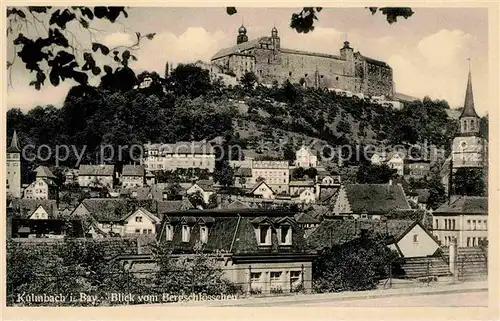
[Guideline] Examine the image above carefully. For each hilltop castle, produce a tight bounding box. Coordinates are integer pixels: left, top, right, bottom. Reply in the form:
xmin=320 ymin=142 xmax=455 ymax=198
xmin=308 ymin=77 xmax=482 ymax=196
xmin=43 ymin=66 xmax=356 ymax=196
xmin=210 ymin=25 xmax=395 ymax=97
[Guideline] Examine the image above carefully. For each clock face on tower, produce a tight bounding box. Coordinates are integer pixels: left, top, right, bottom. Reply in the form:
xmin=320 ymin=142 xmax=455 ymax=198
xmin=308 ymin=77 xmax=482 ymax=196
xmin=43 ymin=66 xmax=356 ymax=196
xmin=460 ymin=141 xmax=468 ymax=149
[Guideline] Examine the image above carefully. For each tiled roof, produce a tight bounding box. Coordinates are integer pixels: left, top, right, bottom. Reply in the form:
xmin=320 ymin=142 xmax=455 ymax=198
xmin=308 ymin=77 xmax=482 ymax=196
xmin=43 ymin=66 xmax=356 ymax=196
xmin=144 ymin=141 xmax=214 ymax=155
xmin=413 ymin=189 xmax=430 ymax=203
xmin=306 ymin=219 xmax=415 ymax=250
xmin=294 ymin=212 xmax=321 ymax=224
xmin=79 ymin=198 xmax=157 ymax=222
xmin=434 ymin=196 xmax=487 ymax=214
xmin=158 ymin=211 xmax=309 ymax=255
xmin=318 ymin=187 xmax=339 ymax=204
xmin=122 ymin=165 xmax=145 ymax=176
xmin=79 ymin=164 xmax=115 ymax=176
xmin=9 ymin=199 xmax=58 ymax=218
xmin=34 ymin=166 xmax=56 ymax=179
xmin=250 ymin=181 xmax=274 ymax=194
xmin=212 ymin=38 xmax=264 ymax=60
xmin=156 ymin=199 xmax=194 ymax=216
xmin=227 ymin=200 xmax=251 ymax=209
xmin=235 ymin=167 xmax=252 ymax=177
xmin=343 ymin=184 xmax=410 ymax=214
xmin=289 ymin=180 xmax=315 ymax=187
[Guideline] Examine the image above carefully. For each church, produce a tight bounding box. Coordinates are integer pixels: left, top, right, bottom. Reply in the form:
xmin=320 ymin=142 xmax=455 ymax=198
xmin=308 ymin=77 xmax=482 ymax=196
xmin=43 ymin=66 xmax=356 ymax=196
xmin=210 ymin=25 xmax=395 ymax=97
xmin=451 ymin=69 xmax=487 ymax=168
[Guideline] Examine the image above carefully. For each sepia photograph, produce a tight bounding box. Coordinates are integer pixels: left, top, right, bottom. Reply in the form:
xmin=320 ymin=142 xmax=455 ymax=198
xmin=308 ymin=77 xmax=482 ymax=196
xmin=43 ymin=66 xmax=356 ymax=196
xmin=3 ymin=4 xmax=494 ymax=313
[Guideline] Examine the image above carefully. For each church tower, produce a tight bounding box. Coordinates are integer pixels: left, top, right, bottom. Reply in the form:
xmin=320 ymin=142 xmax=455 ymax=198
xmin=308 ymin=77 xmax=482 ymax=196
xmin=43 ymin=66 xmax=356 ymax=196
xmin=451 ymin=67 xmax=487 ymax=168
xmin=271 ymin=26 xmax=280 ymax=50
xmin=7 ymin=130 xmax=21 ymax=198
xmin=236 ymin=25 xmax=248 ymax=44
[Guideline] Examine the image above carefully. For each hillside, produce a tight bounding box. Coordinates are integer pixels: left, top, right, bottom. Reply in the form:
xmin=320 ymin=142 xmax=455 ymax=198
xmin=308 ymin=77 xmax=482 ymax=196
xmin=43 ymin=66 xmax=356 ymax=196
xmin=7 ymin=64 xmax=483 ymax=182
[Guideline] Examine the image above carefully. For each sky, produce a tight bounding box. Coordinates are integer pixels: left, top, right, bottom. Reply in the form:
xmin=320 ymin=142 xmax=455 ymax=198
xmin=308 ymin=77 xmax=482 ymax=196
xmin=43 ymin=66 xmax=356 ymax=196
xmin=6 ymin=7 xmax=489 ymax=115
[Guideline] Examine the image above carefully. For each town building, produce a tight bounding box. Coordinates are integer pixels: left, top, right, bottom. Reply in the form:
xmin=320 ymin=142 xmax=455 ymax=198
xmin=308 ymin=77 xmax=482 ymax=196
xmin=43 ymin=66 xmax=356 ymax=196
xmin=121 ymin=165 xmax=145 ymax=189
xmin=211 ymin=25 xmax=394 ymax=97
xmin=332 ymin=183 xmax=411 ymax=219
xmin=6 ymin=130 xmax=21 ymax=198
xmin=78 ymin=164 xmax=115 ymax=188
xmin=307 ymin=218 xmax=440 ymax=259
xmin=432 ymin=196 xmax=488 ymax=247
xmin=186 ymin=180 xmax=215 ymax=203
xmin=143 ymin=141 xmax=216 ymax=173
xmin=64 ymin=169 xmax=79 ymax=185
xmin=404 ymin=160 xmax=431 ymax=180
xmin=250 ymin=181 xmax=275 ymax=200
xmin=295 ymin=146 xmax=318 ymax=168
xmin=119 ymin=208 xmax=316 ymax=294
xmin=250 ymin=160 xmax=290 ymax=194
xmin=451 ymin=69 xmax=487 ymax=168
xmin=23 ymin=177 xmax=57 ymax=200
xmin=289 ymin=180 xmax=316 ymax=204
xmin=370 ymin=151 xmax=405 ymax=176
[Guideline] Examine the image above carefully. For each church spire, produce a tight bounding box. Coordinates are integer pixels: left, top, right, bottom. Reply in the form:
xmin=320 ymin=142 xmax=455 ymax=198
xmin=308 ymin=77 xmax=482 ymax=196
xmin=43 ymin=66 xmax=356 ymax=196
xmin=7 ymin=130 xmax=20 ymax=153
xmin=460 ymin=61 xmax=479 ymax=119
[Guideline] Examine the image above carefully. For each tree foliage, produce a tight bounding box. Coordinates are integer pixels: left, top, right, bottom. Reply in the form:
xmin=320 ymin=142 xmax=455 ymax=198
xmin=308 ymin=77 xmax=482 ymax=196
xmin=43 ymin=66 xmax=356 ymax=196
xmin=7 ymin=6 xmax=155 ymax=89
xmin=356 ymin=163 xmax=398 ymax=184
xmin=313 ymin=234 xmax=400 ymax=293
xmin=452 ymin=168 xmax=486 ymax=196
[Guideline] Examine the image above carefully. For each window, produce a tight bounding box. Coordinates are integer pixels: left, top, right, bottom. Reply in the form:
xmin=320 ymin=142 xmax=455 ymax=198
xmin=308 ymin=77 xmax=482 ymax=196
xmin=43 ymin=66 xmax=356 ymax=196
xmin=250 ymin=272 xmax=261 ymax=282
xmin=467 ymin=219 xmax=471 ymax=230
xmin=467 ymin=237 xmax=471 ymax=247
xmin=452 ymin=219 xmax=456 ymax=230
xmin=270 ymin=272 xmax=282 ymax=282
xmin=290 ymin=271 xmax=301 ymax=285
xmin=200 ymin=226 xmax=208 ymax=244
xmin=135 ymin=216 xmax=143 ymax=223
xmin=435 ymin=219 xmax=439 ymax=229
xmin=472 ymin=237 xmax=476 ymax=246
xmin=147 ymin=229 xmax=152 ymax=234
xmin=445 ymin=219 xmax=448 ymax=230
xmin=413 ymin=234 xmax=418 ymax=243
xmin=259 ymin=226 xmax=271 ymax=245
xmin=280 ymin=226 xmax=292 ymax=245
xmin=472 ymin=220 xmax=476 ymax=230
xmin=135 ymin=229 xmax=141 ymax=234
xmin=143 ymin=229 xmax=148 ymax=234
xmin=182 ymin=225 xmax=190 ymax=242
xmin=165 ymin=225 xmax=173 ymax=241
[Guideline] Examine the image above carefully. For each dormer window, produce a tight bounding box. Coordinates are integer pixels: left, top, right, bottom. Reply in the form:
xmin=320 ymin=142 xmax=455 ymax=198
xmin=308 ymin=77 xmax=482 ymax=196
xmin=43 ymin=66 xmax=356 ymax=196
xmin=165 ymin=224 xmax=173 ymax=241
xmin=279 ymin=225 xmax=292 ymax=245
xmin=182 ymin=225 xmax=190 ymax=243
xmin=259 ymin=225 xmax=271 ymax=245
xmin=200 ymin=225 xmax=208 ymax=244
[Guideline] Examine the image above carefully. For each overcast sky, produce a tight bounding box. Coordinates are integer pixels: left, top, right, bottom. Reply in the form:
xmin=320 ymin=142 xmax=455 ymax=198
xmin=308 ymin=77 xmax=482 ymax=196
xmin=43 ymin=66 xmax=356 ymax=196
xmin=6 ymin=7 xmax=489 ymax=115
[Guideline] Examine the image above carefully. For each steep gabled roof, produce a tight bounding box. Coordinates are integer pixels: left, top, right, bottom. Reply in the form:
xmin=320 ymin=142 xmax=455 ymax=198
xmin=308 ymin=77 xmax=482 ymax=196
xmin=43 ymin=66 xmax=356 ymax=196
xmin=157 ymin=199 xmax=194 ymax=215
xmin=434 ymin=196 xmax=487 ymax=215
xmin=79 ymin=198 xmax=157 ymax=222
xmin=306 ymin=218 xmax=415 ymax=250
xmin=227 ymin=199 xmax=251 ymax=209
xmin=7 ymin=130 xmax=21 ymax=153
xmin=250 ymin=181 xmax=274 ymax=194
xmin=294 ymin=212 xmax=321 ymax=225
xmin=9 ymin=199 xmax=58 ymax=218
xmin=460 ymin=70 xmax=479 ymax=119
xmin=79 ymin=164 xmax=115 ymax=176
xmin=343 ymin=184 xmax=410 ymax=214
xmin=34 ymin=166 xmax=56 ymax=179
xmin=122 ymin=165 xmax=145 ymax=177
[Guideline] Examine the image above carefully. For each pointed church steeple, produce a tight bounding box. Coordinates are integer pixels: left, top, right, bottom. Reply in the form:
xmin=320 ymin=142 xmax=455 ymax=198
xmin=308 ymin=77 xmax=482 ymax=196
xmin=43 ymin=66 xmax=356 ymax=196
xmin=460 ymin=66 xmax=479 ymax=119
xmin=7 ymin=130 xmax=20 ymax=153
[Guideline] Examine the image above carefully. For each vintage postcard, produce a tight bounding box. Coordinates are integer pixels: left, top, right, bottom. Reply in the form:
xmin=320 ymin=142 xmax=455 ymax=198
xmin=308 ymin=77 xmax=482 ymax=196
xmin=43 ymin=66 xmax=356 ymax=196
xmin=2 ymin=1 xmax=498 ymax=320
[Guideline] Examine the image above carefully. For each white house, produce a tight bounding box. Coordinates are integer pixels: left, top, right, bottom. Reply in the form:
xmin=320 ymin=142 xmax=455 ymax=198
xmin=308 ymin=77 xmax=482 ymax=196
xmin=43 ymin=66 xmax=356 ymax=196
xmin=186 ymin=180 xmax=215 ymax=203
xmin=295 ymin=189 xmax=316 ymax=204
xmin=121 ymin=207 xmax=161 ymax=235
xmin=250 ymin=181 xmax=275 ymax=199
xmin=389 ymin=221 xmax=441 ymax=258
xmin=295 ymin=146 xmax=318 ymax=168
xmin=23 ymin=178 xmax=57 ymax=200
xmin=121 ymin=165 xmax=145 ymax=189
xmin=78 ymin=164 xmax=115 ymax=188
xmin=386 ymin=152 xmax=405 ymax=176
xmin=27 ymin=204 xmax=51 ymax=220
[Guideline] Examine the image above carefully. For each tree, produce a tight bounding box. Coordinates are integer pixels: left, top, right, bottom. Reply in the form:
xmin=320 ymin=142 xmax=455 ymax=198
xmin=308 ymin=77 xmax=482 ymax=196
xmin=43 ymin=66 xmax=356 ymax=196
xmin=240 ymin=71 xmax=258 ymax=91
xmin=356 ymin=163 xmax=398 ymax=184
xmin=207 ymin=194 xmax=218 ymax=209
xmin=283 ymin=139 xmax=296 ymax=165
xmin=7 ymin=7 xmax=155 ymax=89
xmin=304 ymin=167 xmax=318 ymax=180
xmin=452 ymin=168 xmax=486 ymax=196
xmin=167 ymin=63 xmax=212 ymax=98
xmin=292 ymin=167 xmax=306 ymax=180
xmin=213 ymin=160 xmax=235 ymax=187
xmin=313 ymin=234 xmax=400 ymax=293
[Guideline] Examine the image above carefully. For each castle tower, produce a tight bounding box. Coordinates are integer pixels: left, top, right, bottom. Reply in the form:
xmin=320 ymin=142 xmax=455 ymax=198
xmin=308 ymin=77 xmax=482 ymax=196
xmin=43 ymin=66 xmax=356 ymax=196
xmin=271 ymin=26 xmax=280 ymax=50
xmin=451 ymin=66 xmax=487 ymax=168
xmin=7 ymin=130 xmax=21 ymax=198
xmin=237 ymin=25 xmax=248 ymax=44
xmin=340 ymin=41 xmax=355 ymax=77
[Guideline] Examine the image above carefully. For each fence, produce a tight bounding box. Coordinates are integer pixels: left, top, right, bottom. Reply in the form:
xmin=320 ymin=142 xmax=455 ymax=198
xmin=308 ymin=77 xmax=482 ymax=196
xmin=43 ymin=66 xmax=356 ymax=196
xmin=6 ymin=264 xmax=312 ymax=307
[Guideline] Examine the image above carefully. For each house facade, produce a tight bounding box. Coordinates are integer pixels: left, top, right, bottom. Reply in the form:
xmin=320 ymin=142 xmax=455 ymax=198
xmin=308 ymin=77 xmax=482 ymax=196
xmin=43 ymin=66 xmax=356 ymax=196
xmin=432 ymin=196 xmax=488 ymax=247
xmin=404 ymin=160 xmax=431 ymax=179
xmin=122 ymin=165 xmax=145 ymax=189
xmin=143 ymin=141 xmax=216 ymax=172
xmin=23 ymin=178 xmax=57 ymax=200
xmin=250 ymin=161 xmax=290 ymax=194
xmin=295 ymin=146 xmax=318 ymax=168
xmin=186 ymin=181 xmax=215 ymax=203
xmin=250 ymin=181 xmax=275 ymax=199
xmin=78 ymin=165 xmax=115 ymax=188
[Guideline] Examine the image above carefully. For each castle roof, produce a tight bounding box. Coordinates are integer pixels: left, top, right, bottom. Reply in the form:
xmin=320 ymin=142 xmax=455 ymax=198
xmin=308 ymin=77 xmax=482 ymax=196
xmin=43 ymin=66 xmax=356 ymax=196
xmin=460 ymin=70 xmax=479 ymax=119
xmin=212 ymin=37 xmax=265 ymax=60
xmin=7 ymin=130 xmax=20 ymax=153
